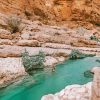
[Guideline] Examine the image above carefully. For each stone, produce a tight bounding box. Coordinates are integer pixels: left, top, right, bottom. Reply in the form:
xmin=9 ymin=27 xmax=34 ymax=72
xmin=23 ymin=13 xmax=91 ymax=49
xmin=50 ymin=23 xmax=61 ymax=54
xmin=16 ymin=40 xmax=40 ymax=47
xmin=0 ymin=58 xmax=26 ymax=87
xmin=0 ymin=29 xmax=13 ymax=39
xmin=91 ymin=67 xmax=100 ymax=100
xmin=56 ymin=57 xmax=65 ymax=62
xmin=21 ymin=33 xmax=30 ymax=39
xmin=44 ymin=56 xmax=58 ymax=67
xmin=0 ymin=39 xmax=13 ymax=45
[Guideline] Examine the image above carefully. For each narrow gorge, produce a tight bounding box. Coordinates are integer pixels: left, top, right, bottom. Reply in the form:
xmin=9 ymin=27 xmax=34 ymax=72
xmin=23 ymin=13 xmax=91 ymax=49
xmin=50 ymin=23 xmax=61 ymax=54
xmin=0 ymin=0 xmax=100 ymax=100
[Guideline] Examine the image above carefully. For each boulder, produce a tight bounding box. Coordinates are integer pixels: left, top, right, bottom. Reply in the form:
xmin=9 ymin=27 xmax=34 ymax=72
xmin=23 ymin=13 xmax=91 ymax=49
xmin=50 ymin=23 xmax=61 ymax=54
xmin=0 ymin=58 xmax=26 ymax=87
xmin=44 ymin=56 xmax=58 ymax=67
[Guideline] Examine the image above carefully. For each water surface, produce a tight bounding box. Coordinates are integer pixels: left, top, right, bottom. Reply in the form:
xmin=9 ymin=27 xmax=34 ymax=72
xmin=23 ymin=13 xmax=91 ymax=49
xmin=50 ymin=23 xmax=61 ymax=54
xmin=0 ymin=57 xmax=100 ymax=100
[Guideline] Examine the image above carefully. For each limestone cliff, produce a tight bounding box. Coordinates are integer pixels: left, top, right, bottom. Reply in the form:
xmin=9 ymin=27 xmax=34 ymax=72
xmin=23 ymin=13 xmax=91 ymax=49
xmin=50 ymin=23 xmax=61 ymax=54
xmin=0 ymin=0 xmax=99 ymax=24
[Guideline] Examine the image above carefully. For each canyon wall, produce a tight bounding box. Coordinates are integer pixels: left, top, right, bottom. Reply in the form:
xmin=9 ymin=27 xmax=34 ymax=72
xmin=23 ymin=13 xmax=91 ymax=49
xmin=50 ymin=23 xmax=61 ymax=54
xmin=0 ymin=0 xmax=100 ymax=24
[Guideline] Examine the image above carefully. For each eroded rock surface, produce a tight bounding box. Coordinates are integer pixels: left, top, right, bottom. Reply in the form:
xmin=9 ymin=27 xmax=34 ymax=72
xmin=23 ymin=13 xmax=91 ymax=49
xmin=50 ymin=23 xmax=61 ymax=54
xmin=0 ymin=0 xmax=99 ymax=24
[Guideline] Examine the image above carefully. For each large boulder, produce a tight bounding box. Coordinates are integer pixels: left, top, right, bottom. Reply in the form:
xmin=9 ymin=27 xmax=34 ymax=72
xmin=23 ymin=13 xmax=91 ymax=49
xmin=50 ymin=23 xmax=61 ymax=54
xmin=0 ymin=58 xmax=26 ymax=87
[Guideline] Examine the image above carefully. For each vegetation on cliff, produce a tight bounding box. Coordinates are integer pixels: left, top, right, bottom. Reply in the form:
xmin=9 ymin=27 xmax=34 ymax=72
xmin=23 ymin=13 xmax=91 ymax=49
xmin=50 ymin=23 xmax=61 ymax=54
xmin=90 ymin=35 xmax=100 ymax=42
xmin=21 ymin=50 xmax=45 ymax=74
xmin=69 ymin=49 xmax=96 ymax=60
xmin=5 ymin=16 xmax=24 ymax=34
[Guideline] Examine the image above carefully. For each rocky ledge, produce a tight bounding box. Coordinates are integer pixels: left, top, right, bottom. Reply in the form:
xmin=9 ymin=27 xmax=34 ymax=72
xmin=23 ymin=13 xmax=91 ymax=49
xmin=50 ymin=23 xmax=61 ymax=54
xmin=41 ymin=82 xmax=92 ymax=100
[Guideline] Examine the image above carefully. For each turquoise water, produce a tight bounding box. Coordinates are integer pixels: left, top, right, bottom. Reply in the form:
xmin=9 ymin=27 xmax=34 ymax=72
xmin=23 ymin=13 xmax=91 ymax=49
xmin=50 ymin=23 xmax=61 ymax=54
xmin=0 ymin=57 xmax=100 ymax=100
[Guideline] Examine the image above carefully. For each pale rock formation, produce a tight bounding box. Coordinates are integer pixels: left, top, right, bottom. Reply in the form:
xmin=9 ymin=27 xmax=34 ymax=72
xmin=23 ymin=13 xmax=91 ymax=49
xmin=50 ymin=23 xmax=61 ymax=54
xmin=21 ymin=33 xmax=30 ymax=40
xmin=0 ymin=44 xmax=100 ymax=58
xmin=16 ymin=40 xmax=40 ymax=47
xmin=56 ymin=56 xmax=65 ymax=62
xmin=0 ymin=29 xmax=12 ymax=39
xmin=0 ymin=39 xmax=13 ymax=45
xmin=0 ymin=58 xmax=26 ymax=87
xmin=91 ymin=67 xmax=100 ymax=100
xmin=44 ymin=56 xmax=58 ymax=67
xmin=41 ymin=82 xmax=92 ymax=100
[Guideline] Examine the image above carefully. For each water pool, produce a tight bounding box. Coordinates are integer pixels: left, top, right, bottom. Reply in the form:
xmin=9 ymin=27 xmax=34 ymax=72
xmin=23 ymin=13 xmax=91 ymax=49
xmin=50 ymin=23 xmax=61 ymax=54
xmin=0 ymin=57 xmax=100 ymax=100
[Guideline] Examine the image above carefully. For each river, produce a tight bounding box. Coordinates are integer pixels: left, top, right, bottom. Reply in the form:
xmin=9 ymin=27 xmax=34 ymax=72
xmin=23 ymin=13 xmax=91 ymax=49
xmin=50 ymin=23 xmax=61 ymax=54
xmin=0 ymin=57 xmax=100 ymax=100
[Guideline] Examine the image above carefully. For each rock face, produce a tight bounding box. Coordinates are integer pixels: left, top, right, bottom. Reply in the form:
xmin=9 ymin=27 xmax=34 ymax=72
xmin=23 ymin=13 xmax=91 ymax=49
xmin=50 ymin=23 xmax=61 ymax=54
xmin=71 ymin=0 xmax=100 ymax=24
xmin=0 ymin=0 xmax=99 ymax=24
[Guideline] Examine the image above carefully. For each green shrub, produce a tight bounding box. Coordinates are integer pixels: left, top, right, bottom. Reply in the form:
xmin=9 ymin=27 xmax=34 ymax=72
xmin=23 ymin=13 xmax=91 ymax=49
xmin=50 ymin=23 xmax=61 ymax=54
xmin=6 ymin=16 xmax=24 ymax=33
xmin=69 ymin=49 xmax=95 ymax=60
xmin=90 ymin=35 xmax=100 ymax=42
xmin=21 ymin=50 xmax=45 ymax=73
xmin=69 ymin=49 xmax=82 ymax=60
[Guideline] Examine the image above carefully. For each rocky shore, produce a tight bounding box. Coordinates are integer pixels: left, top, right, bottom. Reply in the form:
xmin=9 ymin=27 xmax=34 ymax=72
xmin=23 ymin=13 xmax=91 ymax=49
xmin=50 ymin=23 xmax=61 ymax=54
xmin=41 ymin=82 xmax=92 ymax=100
xmin=42 ymin=67 xmax=100 ymax=100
